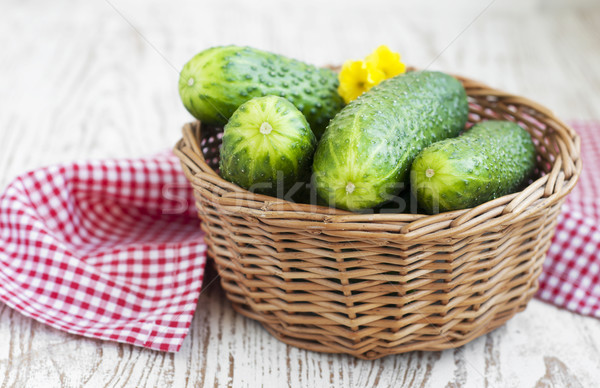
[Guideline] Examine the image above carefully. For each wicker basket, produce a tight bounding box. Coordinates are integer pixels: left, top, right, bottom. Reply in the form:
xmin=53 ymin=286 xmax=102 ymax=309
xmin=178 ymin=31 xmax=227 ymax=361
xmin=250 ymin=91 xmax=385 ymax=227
xmin=174 ymin=73 xmax=581 ymax=360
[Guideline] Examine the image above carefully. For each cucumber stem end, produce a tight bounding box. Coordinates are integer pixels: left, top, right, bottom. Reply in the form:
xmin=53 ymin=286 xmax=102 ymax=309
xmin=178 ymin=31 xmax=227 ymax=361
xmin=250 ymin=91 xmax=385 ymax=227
xmin=346 ymin=182 xmax=356 ymax=194
xmin=260 ymin=122 xmax=273 ymax=135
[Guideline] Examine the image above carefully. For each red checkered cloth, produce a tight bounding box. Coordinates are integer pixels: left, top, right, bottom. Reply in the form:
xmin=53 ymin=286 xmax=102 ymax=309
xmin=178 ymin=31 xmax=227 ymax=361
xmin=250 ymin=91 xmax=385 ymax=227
xmin=0 ymin=152 xmax=206 ymax=352
xmin=0 ymin=122 xmax=597 ymax=352
xmin=537 ymin=121 xmax=600 ymax=317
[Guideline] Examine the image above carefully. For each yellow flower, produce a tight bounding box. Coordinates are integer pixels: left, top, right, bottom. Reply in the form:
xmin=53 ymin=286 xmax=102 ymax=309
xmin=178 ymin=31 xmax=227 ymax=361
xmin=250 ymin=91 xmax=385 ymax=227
xmin=337 ymin=60 xmax=385 ymax=104
xmin=337 ymin=46 xmax=406 ymax=103
xmin=366 ymin=45 xmax=406 ymax=79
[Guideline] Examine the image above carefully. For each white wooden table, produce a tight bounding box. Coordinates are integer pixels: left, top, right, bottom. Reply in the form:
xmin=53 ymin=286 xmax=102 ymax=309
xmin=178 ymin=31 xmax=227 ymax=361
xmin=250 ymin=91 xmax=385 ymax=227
xmin=1 ymin=0 xmax=600 ymax=386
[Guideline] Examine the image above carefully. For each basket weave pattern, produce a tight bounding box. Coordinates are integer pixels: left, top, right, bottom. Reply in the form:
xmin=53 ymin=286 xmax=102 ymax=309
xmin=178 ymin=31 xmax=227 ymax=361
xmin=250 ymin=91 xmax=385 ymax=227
xmin=174 ymin=74 xmax=581 ymax=359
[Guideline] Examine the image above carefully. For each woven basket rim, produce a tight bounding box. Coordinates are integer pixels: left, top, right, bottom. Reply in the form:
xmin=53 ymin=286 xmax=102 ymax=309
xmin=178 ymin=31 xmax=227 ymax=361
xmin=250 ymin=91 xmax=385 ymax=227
xmin=173 ymin=71 xmax=582 ymax=238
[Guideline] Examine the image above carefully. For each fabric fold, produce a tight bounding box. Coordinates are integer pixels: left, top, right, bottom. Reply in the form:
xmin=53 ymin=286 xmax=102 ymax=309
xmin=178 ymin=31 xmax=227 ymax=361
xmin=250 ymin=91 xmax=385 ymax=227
xmin=0 ymin=153 xmax=206 ymax=352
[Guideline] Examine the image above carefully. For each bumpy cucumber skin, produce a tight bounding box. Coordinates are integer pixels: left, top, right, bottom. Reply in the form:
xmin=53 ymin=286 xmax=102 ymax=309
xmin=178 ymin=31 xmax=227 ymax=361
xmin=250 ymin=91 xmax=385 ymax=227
xmin=411 ymin=120 xmax=536 ymax=214
xmin=219 ymin=96 xmax=316 ymax=197
xmin=179 ymin=46 xmax=344 ymax=138
xmin=312 ymin=71 xmax=468 ymax=211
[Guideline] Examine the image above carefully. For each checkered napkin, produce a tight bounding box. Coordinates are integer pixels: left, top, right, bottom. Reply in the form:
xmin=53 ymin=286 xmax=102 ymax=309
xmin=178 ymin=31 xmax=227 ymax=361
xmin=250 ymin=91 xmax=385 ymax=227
xmin=0 ymin=152 xmax=206 ymax=352
xmin=0 ymin=122 xmax=597 ymax=352
xmin=537 ymin=121 xmax=600 ymax=318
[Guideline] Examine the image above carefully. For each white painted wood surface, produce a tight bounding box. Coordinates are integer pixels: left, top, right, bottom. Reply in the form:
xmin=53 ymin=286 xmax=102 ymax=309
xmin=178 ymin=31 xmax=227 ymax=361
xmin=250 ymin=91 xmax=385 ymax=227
xmin=1 ymin=0 xmax=599 ymax=386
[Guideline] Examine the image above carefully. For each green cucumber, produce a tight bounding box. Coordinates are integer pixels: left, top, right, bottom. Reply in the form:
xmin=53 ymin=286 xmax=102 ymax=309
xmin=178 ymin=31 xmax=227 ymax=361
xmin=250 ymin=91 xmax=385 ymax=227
xmin=410 ymin=120 xmax=536 ymax=213
xmin=179 ymin=45 xmax=344 ymax=138
xmin=219 ymin=95 xmax=316 ymax=197
xmin=312 ymin=71 xmax=468 ymax=211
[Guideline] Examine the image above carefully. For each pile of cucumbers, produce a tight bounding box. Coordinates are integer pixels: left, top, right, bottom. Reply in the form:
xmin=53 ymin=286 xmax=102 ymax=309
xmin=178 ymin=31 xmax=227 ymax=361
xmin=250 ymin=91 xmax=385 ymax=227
xmin=179 ymin=46 xmax=537 ymax=214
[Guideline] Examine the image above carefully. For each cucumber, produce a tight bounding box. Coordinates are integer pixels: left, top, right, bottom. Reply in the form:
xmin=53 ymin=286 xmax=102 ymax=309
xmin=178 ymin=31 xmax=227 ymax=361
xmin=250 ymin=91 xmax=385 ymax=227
xmin=312 ymin=71 xmax=468 ymax=211
xmin=219 ymin=95 xmax=317 ymax=197
xmin=410 ymin=120 xmax=536 ymax=213
xmin=179 ymin=46 xmax=344 ymax=138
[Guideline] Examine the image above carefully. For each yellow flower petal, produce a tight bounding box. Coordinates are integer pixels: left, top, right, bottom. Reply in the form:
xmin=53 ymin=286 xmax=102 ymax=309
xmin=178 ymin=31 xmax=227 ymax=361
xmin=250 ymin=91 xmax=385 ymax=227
xmin=337 ymin=60 xmax=385 ymax=104
xmin=366 ymin=45 xmax=406 ymax=79
xmin=365 ymin=61 xmax=386 ymax=85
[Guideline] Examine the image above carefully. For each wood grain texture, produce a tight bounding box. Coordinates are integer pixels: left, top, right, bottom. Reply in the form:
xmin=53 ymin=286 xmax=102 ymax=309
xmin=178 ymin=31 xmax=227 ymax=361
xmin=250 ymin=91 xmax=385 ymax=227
xmin=1 ymin=0 xmax=600 ymax=386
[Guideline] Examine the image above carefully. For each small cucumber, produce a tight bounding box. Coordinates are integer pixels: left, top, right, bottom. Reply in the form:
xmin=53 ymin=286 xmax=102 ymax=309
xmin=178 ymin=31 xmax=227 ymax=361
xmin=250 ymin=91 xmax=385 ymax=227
xmin=179 ymin=46 xmax=344 ymax=138
xmin=410 ymin=120 xmax=536 ymax=213
xmin=219 ymin=96 xmax=316 ymax=197
xmin=312 ymin=71 xmax=468 ymax=211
